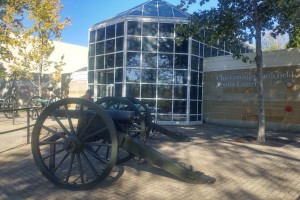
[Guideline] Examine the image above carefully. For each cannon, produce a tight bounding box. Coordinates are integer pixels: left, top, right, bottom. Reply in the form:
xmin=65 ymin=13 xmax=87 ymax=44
xmin=0 ymin=95 xmax=18 ymax=118
xmin=27 ymin=95 xmax=61 ymax=118
xmin=31 ymin=98 xmax=215 ymax=190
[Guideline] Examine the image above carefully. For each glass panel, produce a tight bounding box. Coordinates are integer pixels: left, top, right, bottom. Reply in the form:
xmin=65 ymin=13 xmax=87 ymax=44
xmin=126 ymin=84 xmax=140 ymax=98
xmin=126 ymin=52 xmax=140 ymax=67
xmin=96 ymin=56 xmax=104 ymax=69
xmin=89 ymin=30 xmax=96 ymax=43
xmin=158 ymin=54 xmax=173 ymax=68
xmin=106 ymin=39 xmax=115 ymax=53
xmin=157 ymin=115 xmax=172 ymax=121
xmin=143 ymin=22 xmax=158 ymax=36
xmin=158 ymin=69 xmax=173 ymax=84
xmin=158 ymin=6 xmax=173 ymax=17
xmin=141 ymin=69 xmax=156 ymax=83
xmin=116 ymin=37 xmax=123 ymax=52
xmin=116 ymin=22 xmax=124 ymax=37
xmin=97 ymin=85 xmax=106 ymax=98
xmin=173 ymin=9 xmax=187 ymax=18
xmin=198 ymin=101 xmax=202 ymax=114
xmin=157 ymin=85 xmax=172 ymax=99
xmin=107 ymin=73 xmax=114 ymax=84
xmin=173 ymin=115 xmax=186 ymax=121
xmin=192 ymin=41 xmax=199 ymax=55
xmin=142 ymin=37 xmax=157 ymax=52
xmin=96 ymin=42 xmax=104 ymax=55
xmin=190 ymin=101 xmax=197 ymax=114
xmin=198 ymin=115 xmax=202 ymax=121
xmin=190 ymin=86 xmax=197 ymax=100
xmin=159 ymin=23 xmax=174 ymax=37
xmin=159 ymin=38 xmax=173 ymax=52
xmin=88 ymin=57 xmax=95 ymax=70
xmin=204 ymin=45 xmax=211 ymax=57
xmin=190 ymin=115 xmax=197 ymax=121
xmin=127 ymin=21 xmax=141 ymax=35
xmin=198 ymin=87 xmax=202 ymax=100
xmin=142 ymin=53 xmax=157 ymax=68
xmin=175 ymin=54 xmax=188 ymax=69
xmin=130 ymin=8 xmax=142 ymax=15
xmin=97 ymin=72 xmax=105 ymax=84
xmin=127 ymin=36 xmax=141 ymax=51
xmin=116 ymin=52 xmax=123 ymax=67
xmin=106 ymin=24 xmax=115 ymax=39
xmin=198 ymin=72 xmax=203 ymax=85
xmin=89 ymin=44 xmax=95 ymax=56
xmin=126 ymin=68 xmax=140 ymax=82
xmin=97 ymin=28 xmax=105 ymax=41
xmin=144 ymin=4 xmax=158 ymax=16
xmin=175 ymin=39 xmax=188 ymax=53
xmin=115 ymin=84 xmax=122 ymax=97
xmin=105 ymin=54 xmax=114 ymax=69
xmin=115 ymin=68 xmax=123 ymax=82
xmin=199 ymin=58 xmax=203 ymax=71
xmin=141 ymin=84 xmax=156 ymax=98
xmin=157 ymin=100 xmax=172 ymax=113
xmin=200 ymin=43 xmax=204 ymax=57
xmin=174 ymin=70 xmax=187 ymax=84
xmin=212 ymin=47 xmax=218 ymax=56
xmin=88 ymin=71 xmax=94 ymax=83
xmin=191 ymin=56 xmax=198 ymax=71
xmin=174 ymin=85 xmax=187 ymax=99
xmin=191 ymin=71 xmax=198 ymax=85
xmin=173 ymin=100 xmax=187 ymax=114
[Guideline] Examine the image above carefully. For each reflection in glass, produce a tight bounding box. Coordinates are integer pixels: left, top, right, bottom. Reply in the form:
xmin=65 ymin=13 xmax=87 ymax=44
xmin=116 ymin=37 xmax=123 ymax=52
xmin=97 ymin=85 xmax=106 ymax=98
xmin=159 ymin=6 xmax=173 ymax=17
xmin=190 ymin=86 xmax=197 ymax=100
xmin=143 ymin=22 xmax=158 ymax=36
xmin=106 ymin=39 xmax=115 ymax=53
xmin=173 ymin=100 xmax=186 ymax=114
xmin=89 ymin=30 xmax=96 ymax=43
xmin=116 ymin=22 xmax=124 ymax=37
xmin=89 ymin=57 xmax=95 ymax=70
xmin=88 ymin=71 xmax=94 ymax=83
xmin=127 ymin=21 xmax=141 ymax=35
xmin=159 ymin=23 xmax=174 ymax=37
xmin=192 ymin=41 xmax=199 ymax=55
xmin=198 ymin=72 xmax=203 ymax=85
xmin=191 ymin=56 xmax=198 ymax=71
xmin=157 ymin=85 xmax=172 ymax=99
xmin=127 ymin=36 xmax=141 ymax=51
xmin=106 ymin=24 xmax=115 ymax=39
xmin=141 ymin=84 xmax=156 ymax=98
xmin=174 ymin=70 xmax=187 ymax=84
xmin=142 ymin=53 xmax=157 ymax=68
xmin=96 ymin=42 xmax=104 ymax=55
xmin=89 ymin=44 xmax=95 ymax=56
xmin=175 ymin=39 xmax=188 ymax=53
xmin=157 ymin=115 xmax=172 ymax=121
xmin=126 ymin=84 xmax=140 ymax=98
xmin=115 ymin=68 xmax=123 ymax=82
xmin=141 ymin=69 xmax=156 ymax=83
xmin=97 ymin=72 xmax=105 ymax=84
xmin=173 ymin=9 xmax=187 ymax=18
xmin=105 ymin=54 xmax=114 ymax=68
xmin=97 ymin=28 xmax=105 ymax=41
xmin=126 ymin=68 xmax=140 ymax=82
xmin=159 ymin=38 xmax=174 ymax=52
xmin=173 ymin=115 xmax=186 ymax=121
xmin=144 ymin=4 xmax=158 ymax=16
xmin=116 ymin=53 xmax=123 ymax=67
xmin=174 ymin=85 xmax=187 ymax=99
xmin=191 ymin=71 xmax=198 ymax=85
xmin=96 ymin=56 xmax=104 ymax=69
xmin=158 ymin=54 xmax=173 ymax=68
xmin=157 ymin=100 xmax=172 ymax=113
xmin=142 ymin=37 xmax=157 ymax=52
xmin=158 ymin=69 xmax=172 ymax=84
xmin=107 ymin=73 xmax=114 ymax=84
xmin=127 ymin=52 xmax=140 ymax=67
xmin=115 ymin=84 xmax=122 ymax=97
xmin=175 ymin=54 xmax=188 ymax=69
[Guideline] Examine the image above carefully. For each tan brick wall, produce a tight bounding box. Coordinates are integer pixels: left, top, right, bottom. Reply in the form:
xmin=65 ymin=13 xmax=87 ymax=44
xmin=203 ymin=65 xmax=300 ymax=131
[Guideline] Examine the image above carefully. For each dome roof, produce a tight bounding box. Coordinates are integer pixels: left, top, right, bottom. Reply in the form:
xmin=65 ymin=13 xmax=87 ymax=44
xmin=116 ymin=0 xmax=189 ymax=18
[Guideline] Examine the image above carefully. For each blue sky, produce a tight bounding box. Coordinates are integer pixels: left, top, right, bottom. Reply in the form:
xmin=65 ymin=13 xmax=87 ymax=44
xmin=59 ymin=0 xmax=218 ymax=47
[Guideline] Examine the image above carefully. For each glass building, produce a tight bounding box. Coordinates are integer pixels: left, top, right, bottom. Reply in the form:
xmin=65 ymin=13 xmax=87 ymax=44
xmin=88 ymin=0 xmax=245 ymax=125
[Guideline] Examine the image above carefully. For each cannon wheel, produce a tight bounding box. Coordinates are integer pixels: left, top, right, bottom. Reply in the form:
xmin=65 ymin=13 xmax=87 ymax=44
xmin=3 ymin=95 xmax=18 ymax=118
xmin=47 ymin=96 xmax=61 ymax=106
xmin=31 ymin=98 xmax=118 ymax=190
xmin=27 ymin=96 xmax=43 ymax=118
xmin=95 ymin=97 xmax=145 ymax=164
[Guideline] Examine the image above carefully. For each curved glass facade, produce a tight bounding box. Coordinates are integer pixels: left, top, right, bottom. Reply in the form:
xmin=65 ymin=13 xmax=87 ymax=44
xmin=88 ymin=0 xmax=237 ymax=125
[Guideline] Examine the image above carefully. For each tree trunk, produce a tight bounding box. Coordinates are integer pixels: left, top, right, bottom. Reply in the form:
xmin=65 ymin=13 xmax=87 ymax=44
xmin=254 ymin=0 xmax=266 ymax=143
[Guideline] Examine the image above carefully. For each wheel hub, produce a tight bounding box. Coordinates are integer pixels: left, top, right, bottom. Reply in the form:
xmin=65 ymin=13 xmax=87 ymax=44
xmin=64 ymin=135 xmax=82 ymax=153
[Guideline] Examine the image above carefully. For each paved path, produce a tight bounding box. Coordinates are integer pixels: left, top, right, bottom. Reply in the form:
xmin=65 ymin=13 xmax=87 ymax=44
xmin=0 ymin=114 xmax=300 ymax=200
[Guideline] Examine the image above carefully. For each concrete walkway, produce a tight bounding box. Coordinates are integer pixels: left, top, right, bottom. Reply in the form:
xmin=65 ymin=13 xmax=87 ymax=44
xmin=0 ymin=114 xmax=300 ymax=200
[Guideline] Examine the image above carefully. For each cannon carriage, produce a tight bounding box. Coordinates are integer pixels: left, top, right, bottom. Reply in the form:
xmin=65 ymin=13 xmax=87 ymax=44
xmin=31 ymin=98 xmax=215 ymax=190
xmin=26 ymin=95 xmax=61 ymax=118
xmin=0 ymin=95 xmax=19 ymax=118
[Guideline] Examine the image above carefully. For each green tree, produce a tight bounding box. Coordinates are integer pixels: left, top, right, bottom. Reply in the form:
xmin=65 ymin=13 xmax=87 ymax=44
xmin=287 ymin=25 xmax=300 ymax=48
xmin=178 ymin=0 xmax=300 ymax=142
